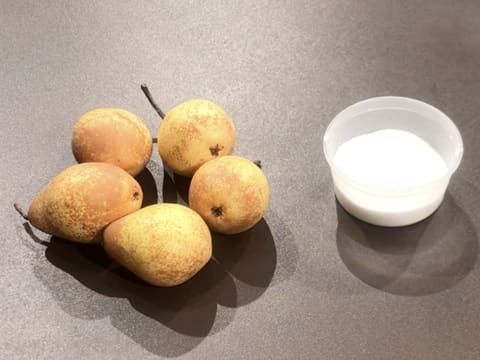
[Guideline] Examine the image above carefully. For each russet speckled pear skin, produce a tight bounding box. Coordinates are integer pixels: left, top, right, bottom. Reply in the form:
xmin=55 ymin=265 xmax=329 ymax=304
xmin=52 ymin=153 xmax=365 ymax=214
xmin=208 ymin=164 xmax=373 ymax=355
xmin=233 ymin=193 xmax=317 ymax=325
xmin=188 ymin=156 xmax=269 ymax=235
xmin=103 ymin=203 xmax=212 ymax=287
xmin=157 ymin=99 xmax=236 ymax=177
xmin=28 ymin=162 xmax=143 ymax=243
xmin=72 ymin=108 xmax=152 ymax=176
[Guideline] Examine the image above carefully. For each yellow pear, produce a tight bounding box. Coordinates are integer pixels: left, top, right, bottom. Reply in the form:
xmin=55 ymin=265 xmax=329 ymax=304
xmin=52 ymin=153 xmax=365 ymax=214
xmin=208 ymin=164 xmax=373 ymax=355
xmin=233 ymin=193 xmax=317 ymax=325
xmin=22 ymin=163 xmax=143 ymax=243
xmin=189 ymin=156 xmax=269 ymax=234
xmin=103 ymin=204 xmax=212 ymax=287
xmin=72 ymin=108 xmax=152 ymax=176
xmin=157 ymin=99 xmax=236 ymax=177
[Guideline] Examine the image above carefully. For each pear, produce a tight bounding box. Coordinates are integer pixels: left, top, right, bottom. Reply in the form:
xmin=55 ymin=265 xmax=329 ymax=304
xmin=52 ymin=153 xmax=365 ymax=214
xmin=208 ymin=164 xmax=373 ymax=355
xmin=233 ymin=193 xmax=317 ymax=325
xmin=141 ymin=84 xmax=236 ymax=177
xmin=141 ymin=85 xmax=235 ymax=176
xmin=157 ymin=99 xmax=236 ymax=177
xmin=103 ymin=203 xmax=212 ymax=287
xmin=18 ymin=163 xmax=143 ymax=243
xmin=72 ymin=108 xmax=152 ymax=176
xmin=189 ymin=156 xmax=269 ymax=234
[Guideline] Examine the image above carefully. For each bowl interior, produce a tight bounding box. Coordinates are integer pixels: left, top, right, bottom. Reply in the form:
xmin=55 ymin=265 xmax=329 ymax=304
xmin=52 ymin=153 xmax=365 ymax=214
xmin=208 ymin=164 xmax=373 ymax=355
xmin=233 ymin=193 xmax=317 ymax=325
xmin=324 ymin=97 xmax=463 ymax=174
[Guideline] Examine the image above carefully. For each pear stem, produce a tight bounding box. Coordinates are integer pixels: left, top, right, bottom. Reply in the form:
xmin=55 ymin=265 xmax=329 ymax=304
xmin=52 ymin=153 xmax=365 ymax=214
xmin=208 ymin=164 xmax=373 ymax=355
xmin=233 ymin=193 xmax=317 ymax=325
xmin=14 ymin=203 xmax=29 ymax=221
xmin=253 ymin=160 xmax=262 ymax=168
xmin=141 ymin=84 xmax=165 ymax=119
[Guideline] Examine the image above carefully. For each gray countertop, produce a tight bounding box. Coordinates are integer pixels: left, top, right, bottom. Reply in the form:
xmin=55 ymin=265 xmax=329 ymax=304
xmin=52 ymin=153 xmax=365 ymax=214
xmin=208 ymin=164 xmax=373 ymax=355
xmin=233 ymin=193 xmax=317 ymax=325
xmin=1 ymin=1 xmax=480 ymax=359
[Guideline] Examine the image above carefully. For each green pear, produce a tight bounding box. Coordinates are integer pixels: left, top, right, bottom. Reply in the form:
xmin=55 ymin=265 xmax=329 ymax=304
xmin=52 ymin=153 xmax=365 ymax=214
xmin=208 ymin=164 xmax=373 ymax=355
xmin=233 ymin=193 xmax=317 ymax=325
xmin=20 ymin=162 xmax=143 ymax=243
xmin=103 ymin=203 xmax=212 ymax=287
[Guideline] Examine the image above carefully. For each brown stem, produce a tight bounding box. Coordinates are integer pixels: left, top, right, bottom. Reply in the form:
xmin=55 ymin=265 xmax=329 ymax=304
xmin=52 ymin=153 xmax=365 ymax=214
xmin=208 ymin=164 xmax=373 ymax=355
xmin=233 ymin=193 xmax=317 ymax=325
xmin=141 ymin=84 xmax=166 ymax=119
xmin=253 ymin=160 xmax=262 ymax=168
xmin=14 ymin=203 xmax=29 ymax=220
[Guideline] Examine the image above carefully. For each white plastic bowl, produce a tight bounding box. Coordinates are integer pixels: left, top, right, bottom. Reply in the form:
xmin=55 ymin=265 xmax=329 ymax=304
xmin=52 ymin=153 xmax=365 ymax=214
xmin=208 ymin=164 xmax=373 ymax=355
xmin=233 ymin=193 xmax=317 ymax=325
xmin=323 ymin=96 xmax=463 ymax=227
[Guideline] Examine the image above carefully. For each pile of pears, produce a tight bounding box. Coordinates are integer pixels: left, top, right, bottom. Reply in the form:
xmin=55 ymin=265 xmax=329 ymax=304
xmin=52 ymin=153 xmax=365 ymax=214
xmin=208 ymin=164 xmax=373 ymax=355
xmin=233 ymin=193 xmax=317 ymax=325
xmin=16 ymin=85 xmax=269 ymax=287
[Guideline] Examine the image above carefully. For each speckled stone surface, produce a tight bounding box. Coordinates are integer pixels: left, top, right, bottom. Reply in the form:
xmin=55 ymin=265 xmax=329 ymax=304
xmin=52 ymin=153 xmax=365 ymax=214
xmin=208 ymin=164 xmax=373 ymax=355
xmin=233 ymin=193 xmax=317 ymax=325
xmin=1 ymin=1 xmax=480 ymax=359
